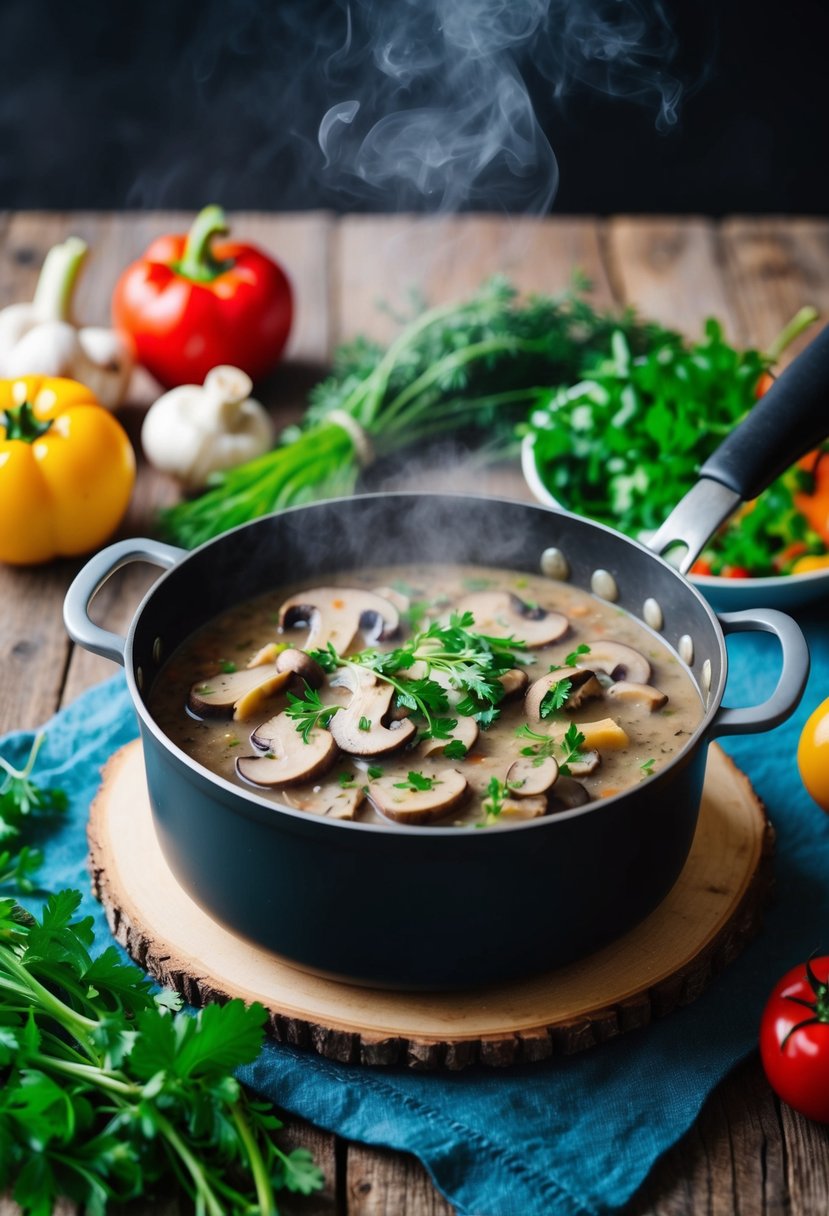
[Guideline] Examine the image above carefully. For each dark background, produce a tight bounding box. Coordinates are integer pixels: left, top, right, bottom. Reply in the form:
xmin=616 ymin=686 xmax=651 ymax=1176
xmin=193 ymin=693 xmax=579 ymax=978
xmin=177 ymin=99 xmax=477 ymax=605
xmin=1 ymin=0 xmax=827 ymax=215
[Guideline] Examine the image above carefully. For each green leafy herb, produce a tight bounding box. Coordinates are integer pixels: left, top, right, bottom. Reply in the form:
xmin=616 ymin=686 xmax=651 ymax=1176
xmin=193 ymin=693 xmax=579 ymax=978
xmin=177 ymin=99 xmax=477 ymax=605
xmin=358 ymin=715 xmax=372 ymax=732
xmin=516 ymin=722 xmax=585 ymax=774
xmin=285 ymin=683 xmax=340 ymax=743
xmin=219 ymin=659 xmax=238 ymax=673
xmin=0 ymin=890 xmax=323 ymax=1214
xmin=367 ymin=765 xmax=384 ymax=780
xmin=339 ymin=772 xmax=359 ymax=789
xmin=524 ymin=309 xmax=824 ymax=576
xmin=443 ymin=739 xmax=469 ymax=760
xmin=539 ymin=678 xmax=572 ymax=718
xmin=159 ymin=276 xmax=665 ymax=548
xmin=558 ymin=723 xmax=586 ymax=776
xmin=0 ymin=734 xmax=67 ymax=893
xmin=478 ymin=776 xmax=507 ymax=827
xmin=564 ymin=644 xmax=591 ymax=666
xmin=394 ymin=771 xmax=440 ymax=793
xmin=312 ymin=610 xmax=527 ymax=735
xmin=640 ymin=757 xmax=656 ymax=776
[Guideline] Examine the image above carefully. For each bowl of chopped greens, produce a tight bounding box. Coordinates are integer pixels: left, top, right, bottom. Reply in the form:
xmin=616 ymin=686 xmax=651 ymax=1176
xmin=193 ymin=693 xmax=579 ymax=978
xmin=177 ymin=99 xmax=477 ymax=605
xmin=521 ymin=316 xmax=829 ymax=611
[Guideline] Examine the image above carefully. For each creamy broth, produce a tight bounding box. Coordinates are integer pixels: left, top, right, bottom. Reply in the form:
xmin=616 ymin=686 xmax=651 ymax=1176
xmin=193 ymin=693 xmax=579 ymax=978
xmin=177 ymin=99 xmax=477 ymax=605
xmin=149 ymin=563 xmax=703 ymax=828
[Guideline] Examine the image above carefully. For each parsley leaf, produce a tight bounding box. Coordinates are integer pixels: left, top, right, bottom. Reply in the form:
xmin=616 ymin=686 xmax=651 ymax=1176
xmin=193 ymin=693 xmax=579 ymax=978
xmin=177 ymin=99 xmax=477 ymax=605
xmin=394 ymin=771 xmax=440 ymax=792
xmin=564 ymin=644 xmax=591 ymax=666
xmin=478 ymin=776 xmax=507 ymax=827
xmin=285 ymin=682 xmax=340 ymax=743
xmin=443 ymin=739 xmax=469 ymax=760
xmin=539 ymin=677 xmax=572 ymax=718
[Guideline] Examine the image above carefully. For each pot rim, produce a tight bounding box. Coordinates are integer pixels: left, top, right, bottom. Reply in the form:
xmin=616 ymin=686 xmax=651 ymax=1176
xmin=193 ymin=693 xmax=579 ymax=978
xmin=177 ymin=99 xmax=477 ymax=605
xmin=123 ymin=491 xmax=730 ymax=837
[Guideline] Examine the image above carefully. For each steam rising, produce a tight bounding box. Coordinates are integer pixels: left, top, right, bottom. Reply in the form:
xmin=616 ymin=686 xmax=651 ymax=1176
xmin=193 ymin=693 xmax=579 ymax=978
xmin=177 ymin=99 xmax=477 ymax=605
xmin=318 ymin=0 xmax=683 ymax=214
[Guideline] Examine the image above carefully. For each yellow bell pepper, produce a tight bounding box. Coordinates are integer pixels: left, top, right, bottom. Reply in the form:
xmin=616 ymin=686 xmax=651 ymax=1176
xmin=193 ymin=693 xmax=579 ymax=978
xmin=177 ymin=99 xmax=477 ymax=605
xmin=0 ymin=376 xmax=135 ymax=565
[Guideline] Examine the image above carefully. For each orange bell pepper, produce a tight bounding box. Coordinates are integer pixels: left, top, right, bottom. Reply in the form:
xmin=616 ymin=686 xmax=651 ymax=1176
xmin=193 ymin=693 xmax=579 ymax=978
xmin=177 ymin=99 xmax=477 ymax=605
xmin=794 ymin=449 xmax=829 ymax=544
xmin=0 ymin=376 xmax=135 ymax=565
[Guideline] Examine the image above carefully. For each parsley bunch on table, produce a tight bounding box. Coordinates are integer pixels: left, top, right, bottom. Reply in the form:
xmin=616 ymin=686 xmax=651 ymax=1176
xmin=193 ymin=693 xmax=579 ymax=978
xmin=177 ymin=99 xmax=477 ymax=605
xmin=525 ymin=311 xmax=828 ymax=575
xmin=0 ymin=734 xmax=67 ymax=894
xmin=160 ymin=276 xmax=665 ymax=548
xmin=0 ymin=889 xmax=323 ymax=1215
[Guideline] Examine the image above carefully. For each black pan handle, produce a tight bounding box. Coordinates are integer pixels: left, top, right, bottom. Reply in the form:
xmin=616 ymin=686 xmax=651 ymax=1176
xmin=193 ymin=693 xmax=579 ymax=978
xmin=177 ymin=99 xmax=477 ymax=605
xmin=700 ymin=323 xmax=829 ymax=498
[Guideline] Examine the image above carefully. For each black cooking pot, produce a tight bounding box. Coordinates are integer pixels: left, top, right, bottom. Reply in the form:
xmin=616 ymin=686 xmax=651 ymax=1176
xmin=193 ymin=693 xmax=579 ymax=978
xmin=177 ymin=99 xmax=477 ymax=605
xmin=64 ymin=327 xmax=829 ymax=989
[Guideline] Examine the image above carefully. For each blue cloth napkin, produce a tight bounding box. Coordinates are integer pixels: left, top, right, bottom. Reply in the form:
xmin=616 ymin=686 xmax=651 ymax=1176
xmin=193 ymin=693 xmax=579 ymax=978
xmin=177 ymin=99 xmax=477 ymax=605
xmin=5 ymin=601 xmax=829 ymax=1216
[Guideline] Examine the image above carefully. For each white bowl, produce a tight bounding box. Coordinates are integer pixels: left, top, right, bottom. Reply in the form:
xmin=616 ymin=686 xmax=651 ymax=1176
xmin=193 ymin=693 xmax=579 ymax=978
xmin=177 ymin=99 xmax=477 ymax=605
xmin=520 ymin=434 xmax=829 ymax=612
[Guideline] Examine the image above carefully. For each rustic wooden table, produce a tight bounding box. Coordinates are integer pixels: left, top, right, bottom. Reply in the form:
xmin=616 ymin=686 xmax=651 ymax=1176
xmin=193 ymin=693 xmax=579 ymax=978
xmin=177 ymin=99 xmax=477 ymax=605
xmin=1 ymin=212 xmax=828 ymax=1215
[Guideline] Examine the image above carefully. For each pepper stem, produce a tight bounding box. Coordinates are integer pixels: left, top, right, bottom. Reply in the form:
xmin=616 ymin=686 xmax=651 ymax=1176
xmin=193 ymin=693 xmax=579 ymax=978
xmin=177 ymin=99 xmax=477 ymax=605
xmin=177 ymin=205 xmax=234 ymax=282
xmin=1 ymin=402 xmax=53 ymax=443
xmin=32 ymin=237 xmax=87 ymax=322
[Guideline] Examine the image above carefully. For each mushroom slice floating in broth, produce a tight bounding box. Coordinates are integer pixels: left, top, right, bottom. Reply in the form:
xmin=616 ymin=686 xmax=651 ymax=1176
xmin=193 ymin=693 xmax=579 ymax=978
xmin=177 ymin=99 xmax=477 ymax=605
xmin=524 ymin=666 xmax=603 ymax=722
xmin=455 ymin=591 xmax=569 ymax=647
xmin=498 ymin=668 xmax=530 ymax=699
xmin=238 ymin=712 xmax=338 ymax=786
xmin=506 ymin=754 xmax=559 ymax=797
xmin=278 ymin=587 xmax=400 ymax=653
xmin=369 ymin=769 xmax=469 ymax=825
xmin=605 ymin=681 xmax=669 ymax=711
xmin=189 ymin=666 xmax=291 ymax=721
xmin=329 ymin=665 xmax=416 ymax=756
xmin=417 ymin=716 xmax=479 ymax=759
xmin=579 ymin=641 xmax=651 ymax=685
xmin=549 ymin=778 xmax=591 ymax=811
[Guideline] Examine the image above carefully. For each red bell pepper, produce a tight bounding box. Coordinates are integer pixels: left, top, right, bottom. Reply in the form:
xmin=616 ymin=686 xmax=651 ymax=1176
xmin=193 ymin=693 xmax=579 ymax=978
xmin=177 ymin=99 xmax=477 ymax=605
xmin=112 ymin=205 xmax=292 ymax=389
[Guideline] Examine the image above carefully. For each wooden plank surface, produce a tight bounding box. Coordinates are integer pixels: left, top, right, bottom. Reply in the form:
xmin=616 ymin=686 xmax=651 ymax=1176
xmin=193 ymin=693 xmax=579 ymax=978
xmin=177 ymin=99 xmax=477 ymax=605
xmin=0 ymin=212 xmax=827 ymax=1215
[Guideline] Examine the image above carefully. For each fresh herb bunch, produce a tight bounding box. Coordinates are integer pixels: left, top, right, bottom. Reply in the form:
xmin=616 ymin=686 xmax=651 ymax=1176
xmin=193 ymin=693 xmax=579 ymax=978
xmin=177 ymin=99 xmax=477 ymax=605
xmin=525 ymin=309 xmax=827 ymax=576
xmin=0 ymin=889 xmax=323 ymax=1215
xmin=310 ymin=610 xmax=528 ymax=736
xmin=0 ymin=733 xmax=67 ymax=893
xmin=160 ymin=276 xmax=664 ymax=548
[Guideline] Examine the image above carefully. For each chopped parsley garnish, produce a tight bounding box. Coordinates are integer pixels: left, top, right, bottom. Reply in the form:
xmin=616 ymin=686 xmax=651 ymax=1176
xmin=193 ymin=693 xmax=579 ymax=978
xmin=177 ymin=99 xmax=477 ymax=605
xmin=285 ymin=683 xmax=340 ymax=743
xmin=443 ymin=739 xmax=468 ymax=760
xmin=218 ymin=659 xmax=238 ymax=673
xmin=358 ymin=716 xmax=372 ymax=732
xmin=394 ymin=771 xmax=440 ymax=793
xmin=310 ymin=611 xmax=528 ymax=735
xmin=640 ymin=758 xmax=656 ymax=775
xmin=515 ymin=721 xmax=585 ymax=774
xmin=339 ymin=772 xmax=360 ymax=789
xmin=539 ymin=678 xmax=572 ymax=718
xmin=367 ymin=765 xmax=384 ymax=780
xmin=564 ymin=644 xmax=591 ymax=666
xmin=478 ymin=776 xmax=507 ymax=827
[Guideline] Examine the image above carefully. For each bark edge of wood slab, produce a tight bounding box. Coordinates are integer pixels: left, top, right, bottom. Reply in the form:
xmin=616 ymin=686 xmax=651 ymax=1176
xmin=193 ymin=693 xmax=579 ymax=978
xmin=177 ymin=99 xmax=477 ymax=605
xmin=88 ymin=740 xmax=773 ymax=1072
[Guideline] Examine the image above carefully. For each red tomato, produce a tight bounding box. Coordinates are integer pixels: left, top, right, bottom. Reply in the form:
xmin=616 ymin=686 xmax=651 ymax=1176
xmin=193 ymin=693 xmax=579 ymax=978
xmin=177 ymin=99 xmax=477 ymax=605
xmin=721 ymin=565 xmax=751 ymax=579
xmin=760 ymin=956 xmax=829 ymax=1123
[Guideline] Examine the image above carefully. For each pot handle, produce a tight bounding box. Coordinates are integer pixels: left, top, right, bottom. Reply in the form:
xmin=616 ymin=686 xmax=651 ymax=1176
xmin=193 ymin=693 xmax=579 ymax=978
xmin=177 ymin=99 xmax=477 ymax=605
xmin=64 ymin=538 xmax=184 ymax=666
xmin=709 ymin=608 xmax=810 ymax=737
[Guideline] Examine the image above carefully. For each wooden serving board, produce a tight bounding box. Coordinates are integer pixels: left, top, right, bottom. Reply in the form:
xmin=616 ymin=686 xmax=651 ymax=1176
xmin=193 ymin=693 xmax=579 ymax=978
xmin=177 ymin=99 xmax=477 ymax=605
xmin=88 ymin=740 xmax=773 ymax=1071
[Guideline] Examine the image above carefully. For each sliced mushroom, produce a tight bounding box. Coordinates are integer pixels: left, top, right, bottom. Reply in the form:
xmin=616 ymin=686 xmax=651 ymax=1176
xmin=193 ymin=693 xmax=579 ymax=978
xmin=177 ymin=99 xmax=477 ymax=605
xmin=275 ymin=647 xmax=326 ymax=690
xmin=605 ymin=681 xmax=668 ymax=711
xmin=567 ymin=749 xmax=601 ymax=777
xmin=329 ymin=666 xmax=416 ymax=756
xmin=499 ymin=795 xmax=549 ymax=820
xmin=371 ymin=585 xmax=411 ymax=614
xmin=455 ymin=591 xmax=569 ymax=647
xmin=280 ymin=769 xmax=366 ymax=820
xmin=248 ymin=642 xmax=282 ymax=668
xmin=369 ymin=769 xmax=469 ymax=825
xmin=237 ymin=712 xmax=338 ymax=786
xmin=278 ymin=587 xmax=400 ymax=654
xmin=578 ymin=641 xmax=651 ymax=685
xmin=498 ymin=668 xmax=529 ymax=699
xmin=189 ymin=667 xmax=291 ymax=721
xmin=524 ymin=667 xmax=603 ymax=722
xmin=506 ymin=755 xmax=559 ymax=797
xmin=548 ymin=778 xmax=591 ymax=811
xmin=417 ymin=715 xmax=480 ymax=758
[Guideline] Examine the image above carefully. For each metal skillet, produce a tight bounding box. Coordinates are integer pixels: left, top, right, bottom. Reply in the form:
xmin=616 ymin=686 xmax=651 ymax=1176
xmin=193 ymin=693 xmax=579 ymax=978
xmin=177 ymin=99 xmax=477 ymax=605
xmin=63 ymin=327 xmax=829 ymax=989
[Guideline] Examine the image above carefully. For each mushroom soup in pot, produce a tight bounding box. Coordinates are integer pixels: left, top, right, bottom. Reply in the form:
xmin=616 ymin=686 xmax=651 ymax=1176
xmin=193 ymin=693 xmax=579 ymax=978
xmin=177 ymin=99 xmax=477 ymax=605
xmin=149 ymin=562 xmax=703 ymax=829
